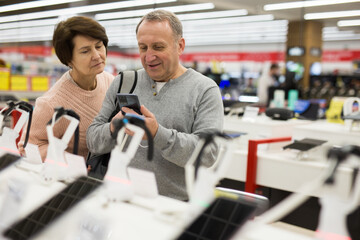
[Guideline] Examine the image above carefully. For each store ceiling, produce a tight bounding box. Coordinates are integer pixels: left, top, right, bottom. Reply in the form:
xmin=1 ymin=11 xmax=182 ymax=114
xmin=0 ymin=0 xmax=359 ymax=47
xmin=186 ymin=0 xmax=360 ymax=28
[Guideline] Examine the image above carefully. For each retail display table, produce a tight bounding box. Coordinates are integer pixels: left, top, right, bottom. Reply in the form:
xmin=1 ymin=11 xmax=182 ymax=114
xmin=224 ymin=120 xmax=359 ymax=197
xmin=223 ymin=115 xmax=311 ymax=150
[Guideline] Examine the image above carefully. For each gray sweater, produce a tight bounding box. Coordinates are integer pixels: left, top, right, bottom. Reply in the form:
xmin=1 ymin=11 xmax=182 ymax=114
xmin=87 ymin=68 xmax=224 ymax=200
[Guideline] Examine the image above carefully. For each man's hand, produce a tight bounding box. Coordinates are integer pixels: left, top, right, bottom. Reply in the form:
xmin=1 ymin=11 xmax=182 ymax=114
xmin=110 ymin=110 xmax=125 ymax=134
xmin=110 ymin=105 xmax=158 ymax=140
xmin=140 ymin=105 xmax=159 ymax=139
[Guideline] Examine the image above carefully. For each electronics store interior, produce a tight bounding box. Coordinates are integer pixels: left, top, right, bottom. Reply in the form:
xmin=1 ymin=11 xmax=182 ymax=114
xmin=0 ymin=0 xmax=359 ymax=239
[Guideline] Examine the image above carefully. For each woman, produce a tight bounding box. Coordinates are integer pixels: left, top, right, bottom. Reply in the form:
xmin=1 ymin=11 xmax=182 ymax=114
xmin=18 ymin=16 xmax=114 ymax=161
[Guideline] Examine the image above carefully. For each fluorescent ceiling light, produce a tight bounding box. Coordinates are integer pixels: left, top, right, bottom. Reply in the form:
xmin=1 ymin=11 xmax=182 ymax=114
xmin=323 ymin=34 xmax=360 ymax=41
xmin=338 ymin=19 xmax=360 ymax=26
xmin=0 ymin=0 xmax=85 ymax=13
xmin=95 ymin=3 xmax=214 ymax=20
xmin=0 ymin=18 xmax=59 ymax=30
xmin=177 ymin=9 xmax=247 ymax=20
xmin=183 ymin=19 xmax=286 ymax=28
xmin=264 ymin=0 xmax=360 ymax=11
xmin=322 ymin=26 xmax=340 ymax=32
xmin=305 ymin=10 xmax=360 ymax=20
xmin=0 ymin=0 xmax=176 ymax=23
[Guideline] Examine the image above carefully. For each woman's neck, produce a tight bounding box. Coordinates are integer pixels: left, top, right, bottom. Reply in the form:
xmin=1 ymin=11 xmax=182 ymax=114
xmin=70 ymin=70 xmax=97 ymax=91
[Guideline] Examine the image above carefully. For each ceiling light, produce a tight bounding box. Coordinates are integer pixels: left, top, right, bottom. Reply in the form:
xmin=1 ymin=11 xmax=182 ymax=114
xmin=0 ymin=0 xmax=176 ymax=23
xmin=95 ymin=3 xmax=214 ymax=20
xmin=304 ymin=10 xmax=360 ymax=20
xmin=0 ymin=0 xmax=85 ymax=13
xmin=183 ymin=19 xmax=286 ymax=28
xmin=264 ymin=0 xmax=360 ymax=11
xmin=0 ymin=18 xmax=59 ymax=30
xmin=338 ymin=19 xmax=360 ymax=26
xmin=177 ymin=9 xmax=247 ymax=21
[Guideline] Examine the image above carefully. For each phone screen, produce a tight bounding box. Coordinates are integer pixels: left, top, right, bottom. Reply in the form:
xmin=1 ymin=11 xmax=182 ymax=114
xmin=3 ymin=176 xmax=102 ymax=240
xmin=117 ymin=94 xmax=141 ymax=115
xmin=176 ymin=197 xmax=258 ymax=240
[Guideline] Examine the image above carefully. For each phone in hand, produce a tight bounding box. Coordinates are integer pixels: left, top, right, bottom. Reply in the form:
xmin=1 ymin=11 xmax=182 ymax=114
xmin=116 ymin=93 xmax=141 ymax=115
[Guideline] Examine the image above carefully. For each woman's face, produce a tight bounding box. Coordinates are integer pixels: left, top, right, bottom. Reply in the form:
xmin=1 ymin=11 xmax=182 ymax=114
xmin=69 ymin=34 xmax=106 ymax=79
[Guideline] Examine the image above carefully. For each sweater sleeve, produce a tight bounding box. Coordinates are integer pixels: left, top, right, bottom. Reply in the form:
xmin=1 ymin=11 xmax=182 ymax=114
xmin=154 ymin=85 xmax=224 ymax=168
xmin=86 ymin=75 xmax=120 ymax=154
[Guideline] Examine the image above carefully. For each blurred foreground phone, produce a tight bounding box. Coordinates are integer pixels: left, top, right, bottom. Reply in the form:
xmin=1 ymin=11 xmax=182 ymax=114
xmin=3 ymin=176 xmax=102 ymax=240
xmin=116 ymin=93 xmax=141 ymax=115
xmin=176 ymin=188 xmax=269 ymax=240
xmin=176 ymin=197 xmax=258 ymax=240
xmin=0 ymin=153 xmax=21 ymax=171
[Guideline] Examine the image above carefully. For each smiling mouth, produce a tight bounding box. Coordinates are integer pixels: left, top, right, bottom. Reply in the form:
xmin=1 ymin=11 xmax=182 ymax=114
xmin=148 ymin=63 xmax=161 ymax=68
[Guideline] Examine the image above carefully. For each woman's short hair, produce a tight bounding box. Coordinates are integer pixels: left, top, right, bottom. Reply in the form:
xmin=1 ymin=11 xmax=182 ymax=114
xmin=53 ymin=16 xmax=108 ymax=66
xmin=136 ymin=10 xmax=183 ymax=42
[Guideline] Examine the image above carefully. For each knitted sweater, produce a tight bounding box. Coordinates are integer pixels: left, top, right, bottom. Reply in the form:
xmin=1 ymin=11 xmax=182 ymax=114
xmin=18 ymin=70 xmax=114 ymax=161
xmin=87 ymin=68 xmax=224 ymax=200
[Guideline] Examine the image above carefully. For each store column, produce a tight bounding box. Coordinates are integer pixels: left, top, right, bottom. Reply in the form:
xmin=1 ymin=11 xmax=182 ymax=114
xmin=286 ymin=21 xmax=323 ymax=89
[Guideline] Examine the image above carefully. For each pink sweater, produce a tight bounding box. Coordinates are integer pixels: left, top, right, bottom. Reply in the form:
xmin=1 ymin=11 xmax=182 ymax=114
xmin=18 ymin=71 xmax=114 ymax=161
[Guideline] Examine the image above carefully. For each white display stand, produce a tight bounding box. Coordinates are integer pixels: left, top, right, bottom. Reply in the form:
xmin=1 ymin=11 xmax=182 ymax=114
xmin=223 ymin=115 xmax=310 ymax=150
xmin=292 ymin=120 xmax=360 ymax=146
xmin=223 ymin=118 xmax=358 ymax=198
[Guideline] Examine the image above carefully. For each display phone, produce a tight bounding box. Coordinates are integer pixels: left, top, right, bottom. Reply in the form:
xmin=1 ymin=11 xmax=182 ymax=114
xmin=116 ymin=93 xmax=142 ymax=115
xmin=176 ymin=192 xmax=267 ymax=240
xmin=3 ymin=176 xmax=102 ymax=240
xmin=0 ymin=153 xmax=21 ymax=171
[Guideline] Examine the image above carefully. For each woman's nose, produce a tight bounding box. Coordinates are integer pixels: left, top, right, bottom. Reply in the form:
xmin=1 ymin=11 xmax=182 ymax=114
xmin=92 ymin=49 xmax=101 ymax=59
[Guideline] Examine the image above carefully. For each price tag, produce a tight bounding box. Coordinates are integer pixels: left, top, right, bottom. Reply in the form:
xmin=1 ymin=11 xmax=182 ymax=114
xmin=128 ymin=167 xmax=159 ymax=198
xmin=75 ymin=213 xmax=112 ymax=240
xmin=243 ymin=106 xmax=259 ymax=122
xmin=0 ymin=178 xmax=28 ymax=230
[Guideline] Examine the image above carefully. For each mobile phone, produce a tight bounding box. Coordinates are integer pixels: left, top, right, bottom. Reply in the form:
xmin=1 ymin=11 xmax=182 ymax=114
xmin=116 ymin=93 xmax=141 ymax=115
xmin=3 ymin=176 xmax=102 ymax=240
xmin=176 ymin=196 xmax=258 ymax=240
xmin=0 ymin=153 xmax=21 ymax=171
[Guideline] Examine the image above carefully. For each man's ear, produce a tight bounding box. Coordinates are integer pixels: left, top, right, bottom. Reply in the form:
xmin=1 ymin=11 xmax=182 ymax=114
xmin=178 ymin=37 xmax=185 ymax=55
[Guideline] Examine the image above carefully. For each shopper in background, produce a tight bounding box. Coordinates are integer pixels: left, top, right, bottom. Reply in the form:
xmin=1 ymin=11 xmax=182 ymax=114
xmin=0 ymin=58 xmax=6 ymax=67
xmin=256 ymin=62 xmax=281 ymax=105
xmin=18 ymin=16 xmax=114 ymax=161
xmin=87 ymin=10 xmax=223 ymax=201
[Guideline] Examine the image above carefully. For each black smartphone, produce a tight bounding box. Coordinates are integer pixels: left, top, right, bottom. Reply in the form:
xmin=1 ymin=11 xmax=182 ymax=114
xmin=176 ymin=193 xmax=266 ymax=240
xmin=116 ymin=93 xmax=141 ymax=115
xmin=0 ymin=153 xmax=21 ymax=171
xmin=3 ymin=176 xmax=102 ymax=240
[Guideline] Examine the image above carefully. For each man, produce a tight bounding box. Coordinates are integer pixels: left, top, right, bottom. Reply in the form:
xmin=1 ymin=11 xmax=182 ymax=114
xmin=87 ymin=10 xmax=223 ymax=201
xmin=257 ymin=62 xmax=281 ymax=105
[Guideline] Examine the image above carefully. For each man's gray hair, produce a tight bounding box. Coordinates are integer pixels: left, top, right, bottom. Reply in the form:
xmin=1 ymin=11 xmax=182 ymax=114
xmin=136 ymin=9 xmax=183 ymax=41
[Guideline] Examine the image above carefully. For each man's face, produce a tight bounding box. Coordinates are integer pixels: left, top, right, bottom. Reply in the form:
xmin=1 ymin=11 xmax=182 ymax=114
xmin=136 ymin=20 xmax=184 ymax=82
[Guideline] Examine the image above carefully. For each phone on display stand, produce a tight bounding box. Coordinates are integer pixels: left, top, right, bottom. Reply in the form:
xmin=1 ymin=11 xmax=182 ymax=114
xmin=116 ymin=94 xmax=142 ymax=115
